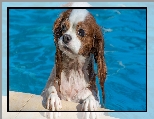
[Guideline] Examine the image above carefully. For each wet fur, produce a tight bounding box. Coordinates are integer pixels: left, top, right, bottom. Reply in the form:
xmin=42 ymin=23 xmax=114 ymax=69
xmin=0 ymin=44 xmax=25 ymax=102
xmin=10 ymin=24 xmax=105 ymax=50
xmin=42 ymin=9 xmax=107 ymax=108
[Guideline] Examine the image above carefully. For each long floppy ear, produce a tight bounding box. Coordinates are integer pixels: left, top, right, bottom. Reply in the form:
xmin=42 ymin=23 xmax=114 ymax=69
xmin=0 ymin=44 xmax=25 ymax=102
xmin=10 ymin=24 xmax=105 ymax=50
xmin=53 ymin=16 xmax=63 ymax=93
xmin=53 ymin=9 xmax=72 ymax=92
xmin=53 ymin=11 xmax=65 ymax=92
xmin=93 ymin=25 xmax=107 ymax=105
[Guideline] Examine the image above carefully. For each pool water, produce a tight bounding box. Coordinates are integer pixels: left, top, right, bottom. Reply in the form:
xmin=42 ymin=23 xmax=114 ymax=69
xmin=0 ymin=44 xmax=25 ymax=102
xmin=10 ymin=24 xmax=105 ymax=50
xmin=9 ymin=8 xmax=146 ymax=111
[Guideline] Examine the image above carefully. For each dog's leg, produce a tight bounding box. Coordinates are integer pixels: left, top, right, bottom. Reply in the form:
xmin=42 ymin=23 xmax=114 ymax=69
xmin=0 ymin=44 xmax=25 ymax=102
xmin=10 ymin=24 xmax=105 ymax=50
xmin=43 ymin=86 xmax=62 ymax=119
xmin=41 ymin=67 xmax=62 ymax=119
xmin=46 ymin=86 xmax=62 ymax=111
xmin=41 ymin=67 xmax=62 ymax=111
xmin=81 ymin=95 xmax=99 ymax=111
xmin=81 ymin=95 xmax=101 ymax=119
xmin=80 ymin=89 xmax=101 ymax=119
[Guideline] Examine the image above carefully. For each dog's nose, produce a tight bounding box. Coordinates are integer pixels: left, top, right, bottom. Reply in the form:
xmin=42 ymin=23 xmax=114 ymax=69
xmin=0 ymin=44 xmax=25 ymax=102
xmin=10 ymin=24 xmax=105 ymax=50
xmin=62 ymin=34 xmax=72 ymax=44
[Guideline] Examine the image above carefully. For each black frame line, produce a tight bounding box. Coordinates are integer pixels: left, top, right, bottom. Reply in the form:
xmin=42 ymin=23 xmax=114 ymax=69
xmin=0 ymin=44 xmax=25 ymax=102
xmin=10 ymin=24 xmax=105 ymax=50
xmin=7 ymin=7 xmax=147 ymax=9
xmin=7 ymin=7 xmax=147 ymax=112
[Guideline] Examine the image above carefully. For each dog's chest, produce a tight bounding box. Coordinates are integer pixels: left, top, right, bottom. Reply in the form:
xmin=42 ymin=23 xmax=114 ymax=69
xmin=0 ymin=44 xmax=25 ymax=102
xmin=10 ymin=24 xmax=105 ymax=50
xmin=60 ymin=69 xmax=89 ymax=102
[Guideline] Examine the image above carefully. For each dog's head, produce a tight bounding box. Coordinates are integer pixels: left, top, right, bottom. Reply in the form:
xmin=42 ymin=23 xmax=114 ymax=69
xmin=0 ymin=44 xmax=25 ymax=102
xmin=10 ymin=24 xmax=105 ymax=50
xmin=53 ymin=9 xmax=106 ymax=103
xmin=54 ymin=9 xmax=104 ymax=57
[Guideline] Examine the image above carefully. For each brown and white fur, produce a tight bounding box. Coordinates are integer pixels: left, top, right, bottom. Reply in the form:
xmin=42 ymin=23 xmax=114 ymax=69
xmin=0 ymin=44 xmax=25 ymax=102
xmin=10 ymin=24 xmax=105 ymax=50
xmin=41 ymin=8 xmax=107 ymax=118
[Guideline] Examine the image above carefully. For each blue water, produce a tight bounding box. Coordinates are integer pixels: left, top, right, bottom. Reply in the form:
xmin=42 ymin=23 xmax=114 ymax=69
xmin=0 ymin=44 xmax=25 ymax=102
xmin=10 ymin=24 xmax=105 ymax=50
xmin=9 ymin=8 xmax=146 ymax=111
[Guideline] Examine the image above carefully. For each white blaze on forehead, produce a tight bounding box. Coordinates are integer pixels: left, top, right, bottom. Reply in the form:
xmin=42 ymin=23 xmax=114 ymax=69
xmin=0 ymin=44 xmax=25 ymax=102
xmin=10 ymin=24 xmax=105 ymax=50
xmin=69 ymin=9 xmax=89 ymax=25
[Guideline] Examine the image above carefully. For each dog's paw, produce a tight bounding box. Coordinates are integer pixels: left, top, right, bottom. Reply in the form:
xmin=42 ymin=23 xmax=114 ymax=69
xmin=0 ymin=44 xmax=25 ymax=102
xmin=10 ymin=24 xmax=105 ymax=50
xmin=44 ymin=112 xmax=61 ymax=119
xmin=81 ymin=95 xmax=98 ymax=111
xmin=46 ymin=93 xmax=62 ymax=111
xmin=82 ymin=112 xmax=102 ymax=119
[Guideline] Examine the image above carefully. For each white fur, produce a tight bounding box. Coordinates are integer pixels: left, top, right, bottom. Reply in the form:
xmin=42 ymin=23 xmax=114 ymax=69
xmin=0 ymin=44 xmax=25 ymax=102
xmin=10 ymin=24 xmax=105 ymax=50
xmin=58 ymin=9 xmax=89 ymax=58
xmin=64 ymin=28 xmax=81 ymax=55
xmin=60 ymin=69 xmax=89 ymax=101
xmin=69 ymin=9 xmax=89 ymax=25
xmin=58 ymin=39 xmax=78 ymax=59
xmin=46 ymin=92 xmax=62 ymax=111
xmin=68 ymin=9 xmax=88 ymax=54
xmin=67 ymin=9 xmax=88 ymax=55
xmin=60 ymin=55 xmax=90 ymax=102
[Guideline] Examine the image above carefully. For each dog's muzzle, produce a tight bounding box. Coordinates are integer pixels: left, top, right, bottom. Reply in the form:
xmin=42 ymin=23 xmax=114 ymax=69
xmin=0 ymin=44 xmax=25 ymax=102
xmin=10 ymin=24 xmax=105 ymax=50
xmin=62 ymin=34 xmax=72 ymax=44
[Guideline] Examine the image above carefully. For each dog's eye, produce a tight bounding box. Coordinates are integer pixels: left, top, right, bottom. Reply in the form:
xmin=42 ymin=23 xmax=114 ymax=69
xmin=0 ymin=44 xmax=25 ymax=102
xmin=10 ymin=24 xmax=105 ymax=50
xmin=61 ymin=24 xmax=67 ymax=32
xmin=78 ymin=29 xmax=85 ymax=37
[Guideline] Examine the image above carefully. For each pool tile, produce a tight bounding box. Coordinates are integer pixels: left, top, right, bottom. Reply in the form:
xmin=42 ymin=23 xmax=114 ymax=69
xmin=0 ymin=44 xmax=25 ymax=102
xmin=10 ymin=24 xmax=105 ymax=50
xmin=9 ymin=91 xmax=34 ymax=111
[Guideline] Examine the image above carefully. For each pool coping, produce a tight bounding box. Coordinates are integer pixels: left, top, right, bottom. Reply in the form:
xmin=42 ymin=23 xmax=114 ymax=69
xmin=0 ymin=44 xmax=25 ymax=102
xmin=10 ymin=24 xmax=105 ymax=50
xmin=9 ymin=91 xmax=112 ymax=111
xmin=2 ymin=91 xmax=119 ymax=119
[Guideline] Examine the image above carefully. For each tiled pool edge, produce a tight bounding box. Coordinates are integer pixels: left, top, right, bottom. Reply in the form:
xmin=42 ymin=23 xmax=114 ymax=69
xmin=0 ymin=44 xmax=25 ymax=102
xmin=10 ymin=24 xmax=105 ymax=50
xmin=9 ymin=91 xmax=111 ymax=111
xmin=2 ymin=91 xmax=118 ymax=119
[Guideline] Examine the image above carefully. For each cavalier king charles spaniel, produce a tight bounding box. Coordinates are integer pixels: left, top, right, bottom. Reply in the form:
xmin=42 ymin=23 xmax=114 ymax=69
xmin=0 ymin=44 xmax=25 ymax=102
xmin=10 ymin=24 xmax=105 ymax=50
xmin=41 ymin=8 xmax=107 ymax=118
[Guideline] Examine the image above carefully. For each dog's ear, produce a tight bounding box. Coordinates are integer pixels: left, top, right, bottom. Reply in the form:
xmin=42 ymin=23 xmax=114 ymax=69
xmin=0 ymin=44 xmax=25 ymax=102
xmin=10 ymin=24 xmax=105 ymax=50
xmin=93 ymin=25 xmax=107 ymax=105
xmin=53 ymin=12 xmax=65 ymax=90
xmin=55 ymin=47 xmax=62 ymax=91
xmin=53 ymin=9 xmax=72 ymax=92
xmin=53 ymin=16 xmax=63 ymax=42
xmin=53 ymin=9 xmax=72 ymax=43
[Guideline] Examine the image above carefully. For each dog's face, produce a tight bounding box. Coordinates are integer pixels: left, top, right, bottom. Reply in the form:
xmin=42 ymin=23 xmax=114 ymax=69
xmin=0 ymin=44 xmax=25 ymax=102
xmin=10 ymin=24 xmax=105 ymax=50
xmin=54 ymin=9 xmax=103 ymax=58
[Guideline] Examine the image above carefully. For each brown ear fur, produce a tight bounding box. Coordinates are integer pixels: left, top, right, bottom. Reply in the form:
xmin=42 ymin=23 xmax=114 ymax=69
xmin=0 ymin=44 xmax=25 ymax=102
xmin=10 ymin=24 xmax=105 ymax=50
xmin=53 ymin=10 xmax=72 ymax=92
xmin=53 ymin=9 xmax=72 ymax=41
xmin=93 ymin=25 xmax=107 ymax=105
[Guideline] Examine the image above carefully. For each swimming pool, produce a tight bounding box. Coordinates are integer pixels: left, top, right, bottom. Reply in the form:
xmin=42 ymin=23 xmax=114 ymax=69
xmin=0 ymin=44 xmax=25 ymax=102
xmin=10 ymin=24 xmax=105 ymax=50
xmin=9 ymin=8 xmax=146 ymax=111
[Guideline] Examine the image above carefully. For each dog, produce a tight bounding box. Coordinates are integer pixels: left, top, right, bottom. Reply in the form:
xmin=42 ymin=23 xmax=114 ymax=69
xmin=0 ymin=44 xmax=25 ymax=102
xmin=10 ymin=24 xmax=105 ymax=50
xmin=41 ymin=8 xmax=107 ymax=118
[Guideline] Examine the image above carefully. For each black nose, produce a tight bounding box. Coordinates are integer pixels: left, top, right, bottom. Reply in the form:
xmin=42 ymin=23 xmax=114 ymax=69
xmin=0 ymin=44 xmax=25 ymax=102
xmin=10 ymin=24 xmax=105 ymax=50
xmin=62 ymin=34 xmax=72 ymax=44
